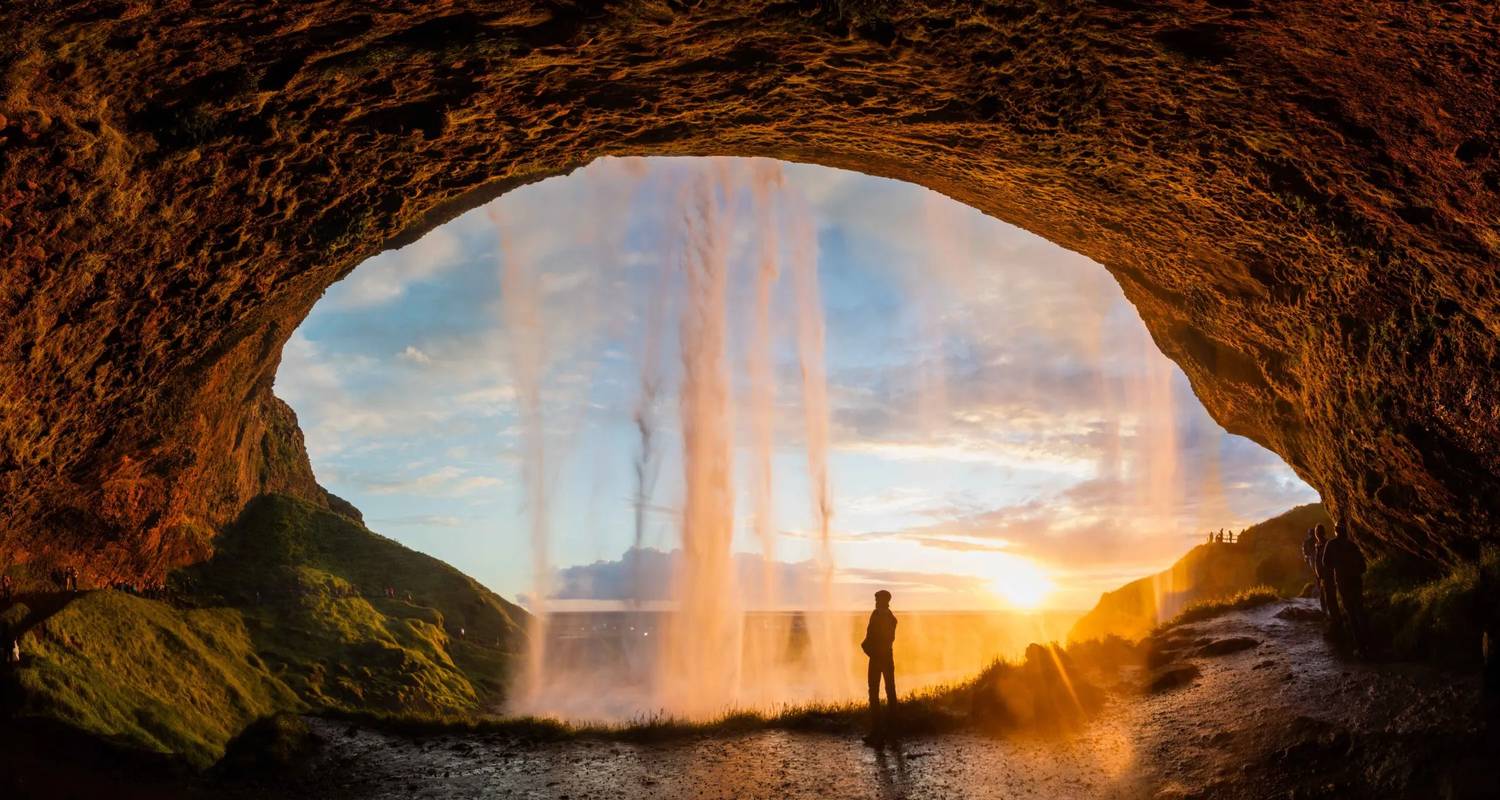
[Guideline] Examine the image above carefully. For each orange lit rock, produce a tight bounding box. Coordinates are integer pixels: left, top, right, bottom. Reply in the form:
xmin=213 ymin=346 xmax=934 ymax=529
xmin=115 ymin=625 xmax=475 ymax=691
xmin=1 ymin=2 xmax=1497 ymax=579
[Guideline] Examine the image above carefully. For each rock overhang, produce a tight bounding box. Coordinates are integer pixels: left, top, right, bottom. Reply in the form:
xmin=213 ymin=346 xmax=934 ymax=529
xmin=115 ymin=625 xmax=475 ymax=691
xmin=1 ymin=1 xmax=1496 ymax=578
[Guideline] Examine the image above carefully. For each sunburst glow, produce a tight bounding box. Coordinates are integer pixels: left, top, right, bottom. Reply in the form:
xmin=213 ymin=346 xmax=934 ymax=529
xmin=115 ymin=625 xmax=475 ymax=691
xmin=986 ymin=555 xmax=1055 ymax=610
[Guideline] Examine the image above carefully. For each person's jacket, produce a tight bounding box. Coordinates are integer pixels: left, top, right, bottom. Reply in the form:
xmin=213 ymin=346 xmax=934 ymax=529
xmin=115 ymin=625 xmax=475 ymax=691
xmin=861 ymin=607 xmax=897 ymax=658
xmin=1320 ymin=536 xmax=1367 ymax=580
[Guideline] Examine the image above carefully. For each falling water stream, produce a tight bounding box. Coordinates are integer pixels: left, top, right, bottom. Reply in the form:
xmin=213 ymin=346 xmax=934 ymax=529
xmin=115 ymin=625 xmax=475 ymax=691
xmin=480 ymin=156 xmax=1254 ymax=722
xmin=501 ymin=159 xmax=859 ymax=720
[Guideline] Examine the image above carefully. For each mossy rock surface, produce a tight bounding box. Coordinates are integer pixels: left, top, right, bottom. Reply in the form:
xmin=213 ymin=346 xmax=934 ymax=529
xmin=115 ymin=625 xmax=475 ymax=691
xmin=9 ymin=591 xmax=298 ymax=768
xmin=4 ymin=493 xmax=531 ymax=768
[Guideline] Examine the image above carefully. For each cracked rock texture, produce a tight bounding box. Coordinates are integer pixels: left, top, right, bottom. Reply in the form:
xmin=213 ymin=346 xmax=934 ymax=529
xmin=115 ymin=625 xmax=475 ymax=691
xmin=1 ymin=1 xmax=1497 ymax=580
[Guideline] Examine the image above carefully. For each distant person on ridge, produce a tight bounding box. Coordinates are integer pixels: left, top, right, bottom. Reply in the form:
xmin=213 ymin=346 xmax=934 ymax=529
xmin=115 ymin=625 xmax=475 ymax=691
xmin=1321 ymin=520 xmax=1370 ymax=657
xmin=861 ymin=589 xmax=898 ymax=744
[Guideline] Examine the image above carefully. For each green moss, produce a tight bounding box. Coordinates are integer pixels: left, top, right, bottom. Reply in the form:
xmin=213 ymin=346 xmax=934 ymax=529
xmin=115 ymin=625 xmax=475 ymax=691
xmin=3 ymin=493 xmax=533 ymax=768
xmin=10 ymin=591 xmax=299 ymax=768
xmin=1365 ymin=548 xmax=1495 ymax=666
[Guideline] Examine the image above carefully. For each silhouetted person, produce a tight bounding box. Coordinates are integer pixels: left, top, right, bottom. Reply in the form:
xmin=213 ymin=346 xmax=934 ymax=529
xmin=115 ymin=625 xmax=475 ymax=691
xmin=1313 ymin=524 xmax=1341 ymax=626
xmin=861 ymin=589 xmax=898 ymax=743
xmin=1321 ymin=520 xmax=1369 ymax=657
xmin=0 ymin=574 xmax=12 ymax=604
xmin=1 ymin=620 xmax=17 ymax=666
xmin=1301 ymin=527 xmax=1324 ymax=611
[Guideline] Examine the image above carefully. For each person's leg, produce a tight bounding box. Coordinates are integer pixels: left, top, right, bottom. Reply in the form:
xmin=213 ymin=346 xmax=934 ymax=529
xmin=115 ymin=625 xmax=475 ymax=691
xmin=867 ymin=657 xmax=881 ymax=726
xmin=882 ymin=657 xmax=897 ymax=710
xmin=1341 ymin=575 xmax=1368 ymax=655
xmin=1322 ymin=574 xmax=1343 ymax=631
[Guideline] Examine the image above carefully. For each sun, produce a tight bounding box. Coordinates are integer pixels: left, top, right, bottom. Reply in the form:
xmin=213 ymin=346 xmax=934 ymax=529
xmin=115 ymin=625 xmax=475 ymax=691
xmin=986 ymin=555 xmax=1055 ymax=610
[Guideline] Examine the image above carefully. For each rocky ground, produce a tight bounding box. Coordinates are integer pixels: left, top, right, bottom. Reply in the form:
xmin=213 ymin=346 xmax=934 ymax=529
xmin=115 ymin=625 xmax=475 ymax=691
xmin=202 ymin=599 xmax=1494 ymax=800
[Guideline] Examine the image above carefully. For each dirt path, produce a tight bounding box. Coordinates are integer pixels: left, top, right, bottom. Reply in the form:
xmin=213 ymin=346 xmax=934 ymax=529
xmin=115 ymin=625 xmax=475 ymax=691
xmin=230 ymin=600 xmax=1494 ymax=800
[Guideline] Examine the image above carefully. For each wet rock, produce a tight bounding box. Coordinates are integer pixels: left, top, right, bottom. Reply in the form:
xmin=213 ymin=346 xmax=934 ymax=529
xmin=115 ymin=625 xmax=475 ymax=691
xmin=1146 ymin=644 xmax=1188 ymax=669
xmin=1276 ymin=606 xmax=1324 ymax=622
xmin=1195 ymin=637 xmax=1261 ymax=657
xmin=1146 ymin=664 xmax=1201 ymax=693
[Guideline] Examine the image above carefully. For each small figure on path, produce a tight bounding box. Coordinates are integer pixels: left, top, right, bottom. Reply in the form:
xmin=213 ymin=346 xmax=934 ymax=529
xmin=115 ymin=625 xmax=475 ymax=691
xmin=1477 ymin=562 xmax=1500 ymax=733
xmin=861 ymin=589 xmax=898 ymax=745
xmin=1321 ymin=520 xmax=1370 ymax=657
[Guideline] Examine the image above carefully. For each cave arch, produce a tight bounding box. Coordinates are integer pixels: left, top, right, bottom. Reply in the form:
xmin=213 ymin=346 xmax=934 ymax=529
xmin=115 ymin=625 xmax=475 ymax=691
xmin=1 ymin=2 xmax=1496 ymax=578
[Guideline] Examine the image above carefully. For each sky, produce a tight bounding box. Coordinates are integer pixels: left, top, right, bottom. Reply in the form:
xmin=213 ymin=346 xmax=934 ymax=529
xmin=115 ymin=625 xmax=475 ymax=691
xmin=274 ymin=157 xmax=1318 ymax=612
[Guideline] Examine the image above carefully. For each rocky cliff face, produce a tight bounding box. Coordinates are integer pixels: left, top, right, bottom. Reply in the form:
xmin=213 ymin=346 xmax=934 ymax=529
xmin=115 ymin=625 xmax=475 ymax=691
xmin=1 ymin=2 xmax=1497 ymax=579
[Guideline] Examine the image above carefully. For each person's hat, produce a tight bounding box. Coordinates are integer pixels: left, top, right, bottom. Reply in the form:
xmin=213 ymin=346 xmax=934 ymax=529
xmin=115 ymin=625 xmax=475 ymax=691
xmin=874 ymin=589 xmax=892 ymax=602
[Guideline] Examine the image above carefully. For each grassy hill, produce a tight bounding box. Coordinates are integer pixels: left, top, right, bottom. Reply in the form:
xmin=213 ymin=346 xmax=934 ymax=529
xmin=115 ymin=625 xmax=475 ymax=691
xmin=1068 ymin=504 xmax=1330 ymax=643
xmin=2 ymin=493 xmax=530 ymax=767
xmin=178 ymin=494 xmax=530 ymax=712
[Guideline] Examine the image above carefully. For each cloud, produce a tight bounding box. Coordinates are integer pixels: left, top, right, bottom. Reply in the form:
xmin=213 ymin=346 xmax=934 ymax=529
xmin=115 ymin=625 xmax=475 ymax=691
xmin=908 ymin=536 xmax=1015 ymax=553
xmin=352 ymin=466 xmax=504 ymax=497
xmin=398 ymin=346 xmax=433 ymax=365
xmin=845 ymin=441 xmax=1317 ymax=582
xmin=327 ymin=227 xmax=465 ymax=310
xmin=367 ymin=514 xmax=468 ymax=528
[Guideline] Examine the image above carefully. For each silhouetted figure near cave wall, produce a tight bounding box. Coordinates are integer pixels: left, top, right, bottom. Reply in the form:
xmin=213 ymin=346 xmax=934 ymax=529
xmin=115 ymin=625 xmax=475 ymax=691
xmin=1302 ymin=526 xmax=1322 ymax=604
xmin=1322 ymin=521 xmax=1370 ymax=657
xmin=1312 ymin=524 xmax=1340 ymax=627
xmin=862 ymin=589 xmax=898 ymax=742
xmin=1 ymin=620 xmax=17 ymax=666
xmin=1303 ymin=527 xmax=1328 ymax=614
